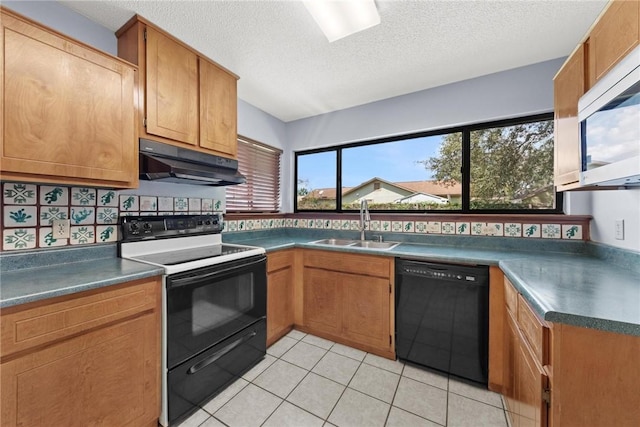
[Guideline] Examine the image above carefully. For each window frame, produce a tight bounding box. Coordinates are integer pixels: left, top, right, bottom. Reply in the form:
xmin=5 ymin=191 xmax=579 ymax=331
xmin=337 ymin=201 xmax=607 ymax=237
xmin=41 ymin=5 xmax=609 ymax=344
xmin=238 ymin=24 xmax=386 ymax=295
xmin=294 ymin=113 xmax=563 ymax=214
xmin=226 ymin=136 xmax=282 ymax=213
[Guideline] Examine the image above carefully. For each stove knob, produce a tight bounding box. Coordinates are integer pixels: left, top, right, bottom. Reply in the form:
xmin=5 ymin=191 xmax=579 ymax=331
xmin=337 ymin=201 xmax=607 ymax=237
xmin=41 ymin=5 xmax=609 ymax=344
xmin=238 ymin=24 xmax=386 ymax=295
xmin=142 ymin=222 xmax=152 ymax=232
xmin=129 ymin=222 xmax=139 ymax=234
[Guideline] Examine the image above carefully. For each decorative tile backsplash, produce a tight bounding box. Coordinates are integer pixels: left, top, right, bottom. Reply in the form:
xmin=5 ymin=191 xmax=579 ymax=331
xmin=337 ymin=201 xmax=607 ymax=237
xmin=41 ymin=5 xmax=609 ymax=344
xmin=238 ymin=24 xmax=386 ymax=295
xmin=1 ymin=182 xmax=224 ymax=251
xmin=1 ymin=181 xmax=589 ymax=252
xmin=222 ymin=216 xmax=586 ymax=242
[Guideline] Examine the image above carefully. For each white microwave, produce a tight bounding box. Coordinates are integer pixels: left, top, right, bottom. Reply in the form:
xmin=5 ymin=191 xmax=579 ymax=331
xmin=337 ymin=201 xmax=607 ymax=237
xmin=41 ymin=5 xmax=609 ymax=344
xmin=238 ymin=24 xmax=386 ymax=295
xmin=578 ymin=45 xmax=640 ymax=187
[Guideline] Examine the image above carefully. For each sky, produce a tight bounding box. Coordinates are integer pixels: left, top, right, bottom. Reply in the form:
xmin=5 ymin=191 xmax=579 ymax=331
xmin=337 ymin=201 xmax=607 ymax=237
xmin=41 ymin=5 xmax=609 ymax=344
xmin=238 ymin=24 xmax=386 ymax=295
xmin=297 ymin=135 xmax=450 ymax=190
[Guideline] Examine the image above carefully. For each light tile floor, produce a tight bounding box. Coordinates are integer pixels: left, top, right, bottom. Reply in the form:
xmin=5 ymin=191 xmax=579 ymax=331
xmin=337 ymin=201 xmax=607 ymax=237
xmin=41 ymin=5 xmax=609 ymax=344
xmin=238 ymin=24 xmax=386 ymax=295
xmin=177 ymin=330 xmax=509 ymax=427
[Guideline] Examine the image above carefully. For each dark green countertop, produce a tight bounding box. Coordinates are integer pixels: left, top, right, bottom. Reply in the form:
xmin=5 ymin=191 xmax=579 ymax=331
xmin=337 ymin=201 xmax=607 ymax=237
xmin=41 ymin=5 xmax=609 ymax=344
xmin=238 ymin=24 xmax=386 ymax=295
xmin=0 ymin=245 xmax=163 ymax=308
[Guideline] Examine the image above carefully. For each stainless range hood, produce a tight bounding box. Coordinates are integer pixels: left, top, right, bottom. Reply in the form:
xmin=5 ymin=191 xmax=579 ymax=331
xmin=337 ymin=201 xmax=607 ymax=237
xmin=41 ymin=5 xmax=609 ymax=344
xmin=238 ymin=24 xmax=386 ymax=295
xmin=139 ymin=139 xmax=246 ymax=186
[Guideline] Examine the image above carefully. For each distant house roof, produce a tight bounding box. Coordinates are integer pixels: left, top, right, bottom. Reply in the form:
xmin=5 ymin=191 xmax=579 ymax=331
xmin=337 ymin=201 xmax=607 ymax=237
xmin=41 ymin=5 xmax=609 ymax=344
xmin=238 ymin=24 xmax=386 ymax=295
xmin=394 ymin=180 xmax=462 ymax=197
xmin=303 ymin=179 xmax=461 ymax=200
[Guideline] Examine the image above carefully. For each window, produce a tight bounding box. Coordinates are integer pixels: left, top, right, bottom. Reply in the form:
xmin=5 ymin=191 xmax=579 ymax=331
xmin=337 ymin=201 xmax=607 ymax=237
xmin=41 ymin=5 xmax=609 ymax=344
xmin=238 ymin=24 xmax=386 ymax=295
xmin=294 ymin=113 xmax=561 ymax=213
xmin=226 ymin=137 xmax=282 ymax=212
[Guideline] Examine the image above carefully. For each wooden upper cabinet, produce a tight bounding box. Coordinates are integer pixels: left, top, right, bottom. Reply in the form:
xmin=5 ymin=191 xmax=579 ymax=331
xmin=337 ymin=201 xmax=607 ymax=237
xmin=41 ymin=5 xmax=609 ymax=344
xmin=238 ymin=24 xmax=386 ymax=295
xmin=0 ymin=8 xmax=137 ymax=188
xmin=587 ymin=0 xmax=640 ymax=89
xmin=200 ymin=58 xmax=238 ymax=158
xmin=146 ymin=27 xmax=199 ymax=146
xmin=553 ymin=45 xmax=585 ymax=190
xmin=116 ymin=15 xmax=239 ymax=159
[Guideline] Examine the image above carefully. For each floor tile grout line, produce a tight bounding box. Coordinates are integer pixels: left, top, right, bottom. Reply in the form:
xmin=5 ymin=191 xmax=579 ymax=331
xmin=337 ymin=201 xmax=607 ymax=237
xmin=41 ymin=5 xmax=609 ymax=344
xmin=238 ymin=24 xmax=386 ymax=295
xmin=382 ymin=362 xmax=406 ymax=426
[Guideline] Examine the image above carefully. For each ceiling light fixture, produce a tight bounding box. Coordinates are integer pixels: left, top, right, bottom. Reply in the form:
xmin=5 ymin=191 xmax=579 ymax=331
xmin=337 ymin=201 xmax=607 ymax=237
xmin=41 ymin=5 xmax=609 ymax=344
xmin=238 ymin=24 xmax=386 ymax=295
xmin=303 ymin=0 xmax=381 ymax=43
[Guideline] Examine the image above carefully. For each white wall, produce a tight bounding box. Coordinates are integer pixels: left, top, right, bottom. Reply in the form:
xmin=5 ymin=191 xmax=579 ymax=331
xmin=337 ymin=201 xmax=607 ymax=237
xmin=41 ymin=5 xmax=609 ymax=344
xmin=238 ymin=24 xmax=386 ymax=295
xmin=567 ymin=190 xmax=640 ymax=252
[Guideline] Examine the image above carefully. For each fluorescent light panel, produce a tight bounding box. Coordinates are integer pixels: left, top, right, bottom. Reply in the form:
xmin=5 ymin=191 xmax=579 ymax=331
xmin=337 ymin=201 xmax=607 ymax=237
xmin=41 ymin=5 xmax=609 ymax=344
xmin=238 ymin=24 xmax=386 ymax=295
xmin=304 ymin=0 xmax=381 ymax=42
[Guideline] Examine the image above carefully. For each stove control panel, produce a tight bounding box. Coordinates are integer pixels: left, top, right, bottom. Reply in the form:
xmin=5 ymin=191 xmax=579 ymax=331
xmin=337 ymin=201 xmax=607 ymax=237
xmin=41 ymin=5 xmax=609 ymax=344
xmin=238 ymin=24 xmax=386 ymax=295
xmin=120 ymin=213 xmax=223 ymax=240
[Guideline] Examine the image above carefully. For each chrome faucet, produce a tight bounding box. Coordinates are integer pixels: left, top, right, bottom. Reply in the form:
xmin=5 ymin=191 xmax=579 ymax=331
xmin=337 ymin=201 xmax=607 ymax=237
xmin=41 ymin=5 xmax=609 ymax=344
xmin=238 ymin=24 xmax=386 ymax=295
xmin=359 ymin=199 xmax=370 ymax=241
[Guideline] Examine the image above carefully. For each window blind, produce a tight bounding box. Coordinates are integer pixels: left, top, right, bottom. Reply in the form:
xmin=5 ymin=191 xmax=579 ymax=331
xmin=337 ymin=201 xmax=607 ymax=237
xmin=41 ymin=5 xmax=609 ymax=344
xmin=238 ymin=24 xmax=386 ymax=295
xmin=226 ymin=137 xmax=281 ymax=212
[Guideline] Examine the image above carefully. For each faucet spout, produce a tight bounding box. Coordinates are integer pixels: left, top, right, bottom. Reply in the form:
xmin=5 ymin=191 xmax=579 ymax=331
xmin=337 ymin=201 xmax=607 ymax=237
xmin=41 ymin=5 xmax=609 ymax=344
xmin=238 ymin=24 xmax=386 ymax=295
xmin=359 ymin=199 xmax=370 ymax=240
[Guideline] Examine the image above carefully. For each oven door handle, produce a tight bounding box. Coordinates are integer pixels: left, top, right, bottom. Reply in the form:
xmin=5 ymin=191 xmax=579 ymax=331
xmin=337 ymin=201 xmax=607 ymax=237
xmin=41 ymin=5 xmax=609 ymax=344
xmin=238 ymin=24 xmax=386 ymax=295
xmin=187 ymin=330 xmax=258 ymax=375
xmin=169 ymin=256 xmax=265 ymax=288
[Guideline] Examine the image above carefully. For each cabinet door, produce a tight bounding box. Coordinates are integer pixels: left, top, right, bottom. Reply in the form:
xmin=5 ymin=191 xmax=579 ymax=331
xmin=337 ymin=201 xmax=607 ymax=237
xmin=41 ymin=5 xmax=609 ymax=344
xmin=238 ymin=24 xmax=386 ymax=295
xmin=145 ymin=26 xmax=198 ymax=146
xmin=303 ymin=267 xmax=342 ymax=336
xmin=588 ymin=0 xmax=640 ymax=88
xmin=341 ymin=272 xmax=391 ymax=350
xmin=516 ymin=329 xmax=548 ymax=427
xmin=267 ymin=266 xmax=293 ymax=346
xmin=1 ymin=313 xmax=159 ymax=427
xmin=200 ymin=58 xmax=238 ymax=158
xmin=1 ymin=11 xmax=136 ymax=187
xmin=553 ymin=45 xmax=584 ymax=190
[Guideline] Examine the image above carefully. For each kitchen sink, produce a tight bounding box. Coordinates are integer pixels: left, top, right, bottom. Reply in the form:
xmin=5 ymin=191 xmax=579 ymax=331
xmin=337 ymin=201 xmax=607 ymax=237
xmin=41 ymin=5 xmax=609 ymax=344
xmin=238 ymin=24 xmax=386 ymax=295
xmin=310 ymin=239 xmax=399 ymax=250
xmin=311 ymin=238 xmax=357 ymax=246
xmin=350 ymin=241 xmax=400 ymax=250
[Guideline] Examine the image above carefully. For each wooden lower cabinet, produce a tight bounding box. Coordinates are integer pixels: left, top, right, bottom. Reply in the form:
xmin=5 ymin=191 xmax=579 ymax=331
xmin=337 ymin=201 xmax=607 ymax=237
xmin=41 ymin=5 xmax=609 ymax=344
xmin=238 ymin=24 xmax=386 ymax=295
xmin=303 ymin=267 xmax=342 ymax=337
xmin=267 ymin=250 xmax=295 ymax=346
xmin=341 ymin=273 xmax=390 ymax=350
xmin=300 ymin=249 xmax=394 ymax=359
xmin=503 ymin=279 xmax=549 ymax=427
xmin=0 ymin=278 xmax=161 ymax=427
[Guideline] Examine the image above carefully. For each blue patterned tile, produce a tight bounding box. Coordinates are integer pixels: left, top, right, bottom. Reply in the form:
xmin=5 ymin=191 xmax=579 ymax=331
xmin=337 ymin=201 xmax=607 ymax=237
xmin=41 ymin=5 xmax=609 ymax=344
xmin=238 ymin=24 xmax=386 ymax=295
xmin=96 ymin=207 xmax=118 ymax=224
xmin=40 ymin=186 xmax=69 ymax=206
xmin=120 ymin=195 xmax=139 ymax=212
xmin=69 ymin=207 xmax=95 ymax=225
xmin=4 ymin=206 xmax=37 ymax=227
xmin=39 ymin=206 xmax=68 ymax=226
xmin=456 ymin=222 xmax=470 ymax=235
xmin=96 ymin=225 xmax=118 ymax=243
xmin=542 ymin=223 xmax=561 ymax=239
xmin=562 ymin=224 xmax=583 ymax=240
xmin=97 ymin=189 xmax=118 ymax=207
xmin=70 ymin=226 xmax=95 ymax=245
xmin=38 ymin=227 xmax=67 ymax=248
xmin=174 ymin=197 xmax=188 ymax=212
xmin=3 ymin=228 xmax=37 ymax=250
xmin=3 ymin=183 xmax=36 ymax=205
xmin=71 ymin=187 xmax=96 ymax=206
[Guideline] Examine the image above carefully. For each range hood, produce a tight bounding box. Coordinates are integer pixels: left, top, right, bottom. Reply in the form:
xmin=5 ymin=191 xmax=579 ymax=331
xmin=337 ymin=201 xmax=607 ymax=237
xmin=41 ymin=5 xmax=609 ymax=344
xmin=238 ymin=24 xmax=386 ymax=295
xmin=139 ymin=139 xmax=245 ymax=186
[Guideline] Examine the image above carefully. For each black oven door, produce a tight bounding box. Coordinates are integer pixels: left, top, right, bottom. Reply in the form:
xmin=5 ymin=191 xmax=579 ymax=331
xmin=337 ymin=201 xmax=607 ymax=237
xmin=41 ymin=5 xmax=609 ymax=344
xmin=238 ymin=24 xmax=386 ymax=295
xmin=166 ymin=254 xmax=267 ymax=369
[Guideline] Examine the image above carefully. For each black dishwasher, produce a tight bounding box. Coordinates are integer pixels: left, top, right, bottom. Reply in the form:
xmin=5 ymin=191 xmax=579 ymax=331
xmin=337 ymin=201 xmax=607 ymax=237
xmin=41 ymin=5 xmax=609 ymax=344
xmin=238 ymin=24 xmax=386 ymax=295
xmin=395 ymin=258 xmax=489 ymax=384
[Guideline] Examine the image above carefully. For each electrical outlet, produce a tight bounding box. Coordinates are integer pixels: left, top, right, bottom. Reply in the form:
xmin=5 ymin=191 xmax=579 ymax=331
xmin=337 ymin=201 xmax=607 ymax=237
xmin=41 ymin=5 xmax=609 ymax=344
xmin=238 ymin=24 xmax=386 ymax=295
xmin=52 ymin=219 xmax=71 ymax=238
xmin=615 ymin=219 xmax=624 ymax=240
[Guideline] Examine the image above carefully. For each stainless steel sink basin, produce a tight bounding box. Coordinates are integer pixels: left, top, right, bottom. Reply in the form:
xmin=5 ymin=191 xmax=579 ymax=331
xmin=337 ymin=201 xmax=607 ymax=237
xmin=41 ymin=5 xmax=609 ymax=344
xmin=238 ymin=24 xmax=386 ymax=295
xmin=350 ymin=241 xmax=400 ymax=250
xmin=311 ymin=238 xmax=356 ymax=246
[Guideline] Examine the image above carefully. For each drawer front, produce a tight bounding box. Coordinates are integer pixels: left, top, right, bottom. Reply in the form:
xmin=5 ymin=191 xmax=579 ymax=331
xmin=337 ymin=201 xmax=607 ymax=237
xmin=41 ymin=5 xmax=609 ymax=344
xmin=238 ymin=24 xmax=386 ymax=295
xmin=267 ymin=250 xmax=293 ymax=273
xmin=517 ymin=294 xmax=549 ymax=366
xmin=1 ymin=277 xmax=160 ymax=358
xmin=303 ymin=249 xmax=390 ymax=278
xmin=504 ymin=278 xmax=518 ymax=315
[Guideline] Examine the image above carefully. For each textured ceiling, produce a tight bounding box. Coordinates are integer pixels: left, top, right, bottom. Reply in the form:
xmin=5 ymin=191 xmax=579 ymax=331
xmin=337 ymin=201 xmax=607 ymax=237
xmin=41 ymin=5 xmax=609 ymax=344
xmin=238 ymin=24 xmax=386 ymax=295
xmin=60 ymin=0 xmax=608 ymax=122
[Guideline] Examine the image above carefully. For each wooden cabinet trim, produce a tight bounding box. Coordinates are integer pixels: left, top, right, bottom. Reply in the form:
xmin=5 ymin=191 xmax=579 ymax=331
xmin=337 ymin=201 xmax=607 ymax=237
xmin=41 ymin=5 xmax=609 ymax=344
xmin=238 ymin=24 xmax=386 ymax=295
xmin=267 ymin=249 xmax=294 ymax=273
xmin=517 ymin=294 xmax=549 ymax=367
xmin=303 ymin=249 xmax=391 ymax=278
xmin=1 ymin=278 xmax=160 ymax=359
